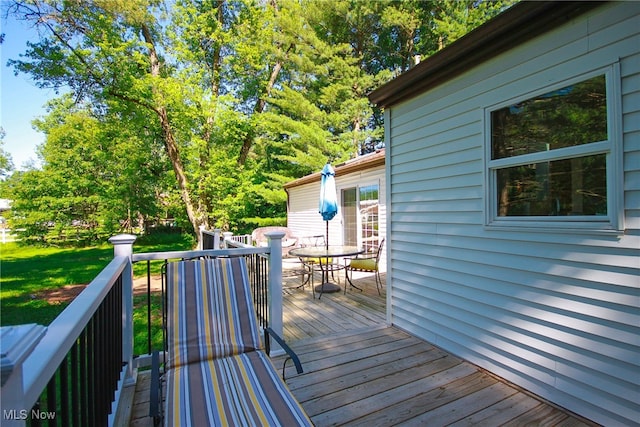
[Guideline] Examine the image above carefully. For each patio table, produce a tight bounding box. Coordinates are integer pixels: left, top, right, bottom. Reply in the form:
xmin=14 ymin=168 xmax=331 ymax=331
xmin=289 ymin=245 xmax=364 ymax=294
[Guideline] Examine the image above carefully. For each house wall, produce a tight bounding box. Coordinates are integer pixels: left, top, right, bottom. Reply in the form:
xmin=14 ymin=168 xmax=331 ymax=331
xmin=286 ymin=163 xmax=387 ymax=271
xmin=385 ymin=4 xmax=639 ymax=426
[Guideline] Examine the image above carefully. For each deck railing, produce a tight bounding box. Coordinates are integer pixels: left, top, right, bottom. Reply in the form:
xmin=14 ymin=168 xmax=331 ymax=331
xmin=225 ymin=232 xmax=252 ymax=246
xmin=200 ymin=227 xmax=221 ymax=249
xmin=0 ymin=231 xmax=284 ymax=427
xmin=200 ymin=229 xmax=251 ymax=249
xmin=221 ymin=231 xmax=270 ymax=328
xmin=0 ymin=238 xmax=134 ymax=427
xmin=131 ymin=246 xmax=276 ymax=356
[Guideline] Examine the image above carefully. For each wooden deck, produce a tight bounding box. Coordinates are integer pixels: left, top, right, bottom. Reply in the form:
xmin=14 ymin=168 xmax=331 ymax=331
xmin=280 ymin=261 xmax=387 ymax=342
xmin=124 ymin=266 xmax=596 ymax=427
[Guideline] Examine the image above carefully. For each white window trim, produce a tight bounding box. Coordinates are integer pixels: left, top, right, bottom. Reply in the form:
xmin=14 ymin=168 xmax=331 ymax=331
xmin=483 ymin=64 xmax=624 ymax=234
xmin=339 ymin=180 xmax=381 ymax=248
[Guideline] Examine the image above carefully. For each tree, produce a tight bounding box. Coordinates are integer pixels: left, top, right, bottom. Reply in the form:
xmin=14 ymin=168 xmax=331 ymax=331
xmin=6 ymin=0 xmax=220 ymax=241
xmin=0 ymin=129 xmax=14 ymax=180
xmin=5 ymin=0 xmax=514 ymax=241
xmin=432 ymin=0 xmax=514 ymax=50
xmin=6 ymin=96 xmax=170 ymax=242
xmin=6 ymin=0 xmax=342 ymax=239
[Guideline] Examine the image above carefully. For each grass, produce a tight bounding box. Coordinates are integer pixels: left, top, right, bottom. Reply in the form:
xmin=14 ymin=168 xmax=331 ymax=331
xmin=1 ymin=243 xmax=114 ymax=326
xmin=0 ymin=233 xmax=195 ymax=327
xmin=133 ymin=293 xmax=165 ymax=356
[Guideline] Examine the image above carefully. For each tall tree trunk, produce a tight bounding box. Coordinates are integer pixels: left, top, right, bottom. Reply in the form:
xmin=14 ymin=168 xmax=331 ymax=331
xmin=202 ymin=0 xmax=224 ymax=146
xmin=197 ymin=1 xmax=225 ymax=230
xmin=141 ymin=24 xmax=204 ymax=242
xmin=237 ymin=57 xmax=284 ymax=166
xmin=157 ymin=107 xmax=202 ymax=233
xmin=237 ymin=0 xmax=292 ymax=166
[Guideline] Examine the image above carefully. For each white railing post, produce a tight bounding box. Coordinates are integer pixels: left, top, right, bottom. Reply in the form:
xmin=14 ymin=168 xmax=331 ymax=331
xmin=265 ymin=231 xmax=284 ymax=353
xmin=0 ymin=324 xmax=47 ymax=426
xmin=223 ymin=231 xmax=233 ymax=248
xmin=199 ymin=225 xmax=206 ymax=250
xmin=108 ymin=234 xmax=137 ymax=385
xmin=213 ymin=228 xmax=221 ymax=249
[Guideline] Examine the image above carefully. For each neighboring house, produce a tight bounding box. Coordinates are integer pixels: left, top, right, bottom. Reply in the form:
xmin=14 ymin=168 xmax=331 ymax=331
xmin=284 ymin=149 xmax=386 ymax=270
xmin=369 ymin=2 xmax=639 ymax=427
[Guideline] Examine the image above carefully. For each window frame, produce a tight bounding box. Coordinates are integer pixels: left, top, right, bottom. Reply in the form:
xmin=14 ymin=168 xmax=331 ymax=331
xmin=341 ymin=181 xmax=381 ymax=251
xmin=484 ymin=64 xmax=623 ymax=233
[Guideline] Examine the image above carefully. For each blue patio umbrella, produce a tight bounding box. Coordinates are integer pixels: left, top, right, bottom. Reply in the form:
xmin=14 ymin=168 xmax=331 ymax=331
xmin=319 ymin=163 xmax=338 ymax=248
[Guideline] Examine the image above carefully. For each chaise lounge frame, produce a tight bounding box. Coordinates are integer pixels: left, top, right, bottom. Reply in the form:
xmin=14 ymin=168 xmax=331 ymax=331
xmin=149 ymin=256 xmax=311 ymax=426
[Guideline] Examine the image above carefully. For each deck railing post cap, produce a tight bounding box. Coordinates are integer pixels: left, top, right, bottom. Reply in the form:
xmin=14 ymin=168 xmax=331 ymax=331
xmin=108 ymin=234 xmax=137 ymax=245
xmin=265 ymin=231 xmax=286 ymax=239
xmin=0 ymin=324 xmax=47 ymax=387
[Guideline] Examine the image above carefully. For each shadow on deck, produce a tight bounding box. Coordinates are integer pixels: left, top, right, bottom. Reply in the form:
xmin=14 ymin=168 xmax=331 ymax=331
xmin=280 ymin=260 xmax=387 ymax=342
xmin=126 ymin=263 xmax=596 ymax=426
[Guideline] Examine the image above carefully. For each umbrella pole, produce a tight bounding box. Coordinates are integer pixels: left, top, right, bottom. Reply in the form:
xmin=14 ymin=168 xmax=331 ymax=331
xmin=325 ymin=221 xmax=329 ymax=249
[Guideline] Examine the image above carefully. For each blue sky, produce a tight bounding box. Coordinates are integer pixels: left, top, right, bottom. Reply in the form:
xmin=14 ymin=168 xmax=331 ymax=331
xmin=1 ymin=14 xmax=56 ymax=171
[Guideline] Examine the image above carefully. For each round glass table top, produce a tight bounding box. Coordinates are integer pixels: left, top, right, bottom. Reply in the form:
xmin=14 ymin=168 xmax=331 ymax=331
xmin=289 ymin=245 xmax=364 ymax=258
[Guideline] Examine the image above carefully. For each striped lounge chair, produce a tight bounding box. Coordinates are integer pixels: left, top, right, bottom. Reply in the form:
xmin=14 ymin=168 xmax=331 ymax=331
xmin=152 ymin=257 xmax=312 ymax=426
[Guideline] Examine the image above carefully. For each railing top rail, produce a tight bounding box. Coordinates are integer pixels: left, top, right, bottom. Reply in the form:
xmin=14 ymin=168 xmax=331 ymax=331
xmin=132 ymin=246 xmax=268 ymax=263
xmin=22 ymin=256 xmax=129 ymax=408
xmin=225 ymin=238 xmax=254 ymax=249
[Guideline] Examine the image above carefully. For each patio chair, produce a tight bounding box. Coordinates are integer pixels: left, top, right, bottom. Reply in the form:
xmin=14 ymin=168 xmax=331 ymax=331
xmin=345 ymin=238 xmax=385 ymax=295
xmin=150 ymin=257 xmax=311 ymax=426
xmin=251 ymin=226 xmax=299 ymax=257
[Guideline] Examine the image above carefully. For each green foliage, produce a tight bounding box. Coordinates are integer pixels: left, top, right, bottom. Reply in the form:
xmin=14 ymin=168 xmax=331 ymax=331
xmin=133 ymin=231 xmax=196 ymax=250
xmin=235 ymin=217 xmax=287 ymax=235
xmin=5 ymin=0 xmax=513 ymax=239
xmin=0 ymin=129 xmax=14 ymax=179
xmin=133 ymin=293 xmax=164 ymax=356
xmin=4 ymin=95 xmax=173 ymax=243
xmin=432 ymin=0 xmax=515 ymax=50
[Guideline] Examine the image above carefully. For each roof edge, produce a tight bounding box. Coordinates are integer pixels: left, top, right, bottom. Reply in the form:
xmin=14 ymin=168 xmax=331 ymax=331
xmin=284 ymin=149 xmax=385 ymax=189
xmin=368 ymin=1 xmax=605 ymax=108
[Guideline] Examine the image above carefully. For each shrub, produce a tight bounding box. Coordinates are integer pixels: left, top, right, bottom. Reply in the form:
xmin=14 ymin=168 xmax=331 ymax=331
xmin=235 ymin=217 xmax=286 ymax=234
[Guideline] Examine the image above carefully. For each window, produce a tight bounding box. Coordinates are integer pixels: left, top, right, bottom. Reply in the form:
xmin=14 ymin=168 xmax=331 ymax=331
xmin=342 ymin=183 xmax=380 ymax=251
xmin=360 ymin=184 xmax=380 ymax=252
xmin=486 ymin=68 xmax=621 ymax=231
xmin=343 ymin=188 xmax=358 ymax=246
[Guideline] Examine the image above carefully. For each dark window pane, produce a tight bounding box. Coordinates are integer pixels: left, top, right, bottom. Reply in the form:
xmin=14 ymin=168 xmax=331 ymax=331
xmin=492 ymin=75 xmax=607 ymax=160
xmin=496 ymin=154 xmax=607 ymax=217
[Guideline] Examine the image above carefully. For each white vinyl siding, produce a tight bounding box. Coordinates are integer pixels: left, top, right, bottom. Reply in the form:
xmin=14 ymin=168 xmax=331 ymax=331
xmin=287 ymin=163 xmax=387 ymax=271
xmin=386 ymin=4 xmax=640 ymax=426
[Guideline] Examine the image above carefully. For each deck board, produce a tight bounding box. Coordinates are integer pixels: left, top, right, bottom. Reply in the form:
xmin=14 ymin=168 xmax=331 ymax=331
xmin=281 ymin=268 xmax=386 ymax=342
xmin=126 ymin=269 xmax=596 ymax=427
xmin=271 ymin=326 xmax=594 ymax=427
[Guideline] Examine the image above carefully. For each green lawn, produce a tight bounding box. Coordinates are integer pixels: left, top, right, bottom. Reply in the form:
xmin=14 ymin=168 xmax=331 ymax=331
xmin=0 ymin=233 xmax=194 ymax=328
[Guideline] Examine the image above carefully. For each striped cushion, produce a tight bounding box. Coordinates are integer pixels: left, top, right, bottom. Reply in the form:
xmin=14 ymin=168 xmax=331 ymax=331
xmin=165 ymin=351 xmax=312 ymax=426
xmin=165 ymin=257 xmax=263 ymax=369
